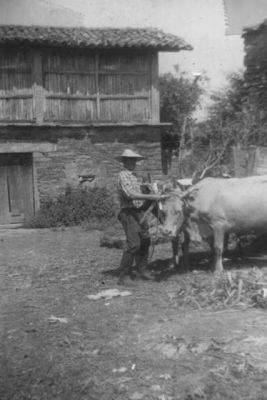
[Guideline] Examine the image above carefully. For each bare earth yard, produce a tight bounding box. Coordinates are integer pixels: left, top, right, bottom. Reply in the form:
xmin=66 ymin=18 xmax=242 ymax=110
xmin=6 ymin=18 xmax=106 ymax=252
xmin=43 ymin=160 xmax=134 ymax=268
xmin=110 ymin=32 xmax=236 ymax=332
xmin=1 ymin=227 xmax=267 ymax=400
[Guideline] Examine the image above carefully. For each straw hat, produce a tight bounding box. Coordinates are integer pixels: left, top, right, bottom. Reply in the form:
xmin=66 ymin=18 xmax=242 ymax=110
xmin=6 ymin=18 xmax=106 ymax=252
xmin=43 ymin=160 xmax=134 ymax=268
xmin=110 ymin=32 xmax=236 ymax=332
xmin=116 ymin=149 xmax=144 ymax=162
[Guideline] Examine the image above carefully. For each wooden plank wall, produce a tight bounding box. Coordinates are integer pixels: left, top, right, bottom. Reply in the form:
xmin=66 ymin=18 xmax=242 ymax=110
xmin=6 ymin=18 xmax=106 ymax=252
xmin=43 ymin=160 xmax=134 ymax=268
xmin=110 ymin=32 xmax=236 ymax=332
xmin=0 ymin=48 xmax=33 ymax=121
xmin=43 ymin=50 xmax=152 ymax=122
xmin=0 ymin=46 xmax=159 ymax=123
xmin=43 ymin=51 xmax=97 ymax=122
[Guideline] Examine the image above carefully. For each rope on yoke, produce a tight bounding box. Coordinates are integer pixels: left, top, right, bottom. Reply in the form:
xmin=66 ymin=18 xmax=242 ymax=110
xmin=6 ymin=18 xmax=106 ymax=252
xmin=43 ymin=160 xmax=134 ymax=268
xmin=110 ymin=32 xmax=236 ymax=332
xmin=139 ymin=200 xmax=161 ymax=264
xmin=148 ymin=200 xmax=161 ymax=263
xmin=139 ymin=201 xmax=157 ymax=224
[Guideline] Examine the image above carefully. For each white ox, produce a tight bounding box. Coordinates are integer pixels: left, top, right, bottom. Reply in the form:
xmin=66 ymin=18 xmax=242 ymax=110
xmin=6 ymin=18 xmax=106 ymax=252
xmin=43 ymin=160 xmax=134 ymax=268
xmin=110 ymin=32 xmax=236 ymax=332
xmin=160 ymin=175 xmax=267 ymax=272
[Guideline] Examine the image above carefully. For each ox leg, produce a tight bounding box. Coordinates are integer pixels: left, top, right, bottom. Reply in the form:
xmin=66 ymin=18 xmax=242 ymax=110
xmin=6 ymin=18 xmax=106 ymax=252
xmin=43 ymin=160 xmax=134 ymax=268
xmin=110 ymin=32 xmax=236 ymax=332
xmin=182 ymin=230 xmax=190 ymax=271
xmin=223 ymin=233 xmax=240 ymax=253
xmin=236 ymin=235 xmax=245 ymax=259
xmin=206 ymin=236 xmax=215 ymax=266
xmin=224 ymin=233 xmax=229 ymax=253
xmin=171 ymin=237 xmax=179 ymax=268
xmin=206 ymin=235 xmax=214 ymax=251
xmin=172 ymin=232 xmax=188 ymax=270
xmin=213 ymin=229 xmax=225 ymax=273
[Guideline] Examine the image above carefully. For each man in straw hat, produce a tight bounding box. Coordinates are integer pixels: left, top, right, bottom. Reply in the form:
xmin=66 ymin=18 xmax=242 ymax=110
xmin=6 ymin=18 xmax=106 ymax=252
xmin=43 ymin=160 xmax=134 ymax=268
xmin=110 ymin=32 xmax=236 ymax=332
xmin=116 ymin=149 xmax=167 ymax=285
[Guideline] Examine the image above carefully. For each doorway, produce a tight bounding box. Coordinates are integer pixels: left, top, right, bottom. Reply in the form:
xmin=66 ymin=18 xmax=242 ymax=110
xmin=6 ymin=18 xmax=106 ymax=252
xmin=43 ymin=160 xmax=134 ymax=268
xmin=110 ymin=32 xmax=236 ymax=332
xmin=0 ymin=153 xmax=34 ymax=224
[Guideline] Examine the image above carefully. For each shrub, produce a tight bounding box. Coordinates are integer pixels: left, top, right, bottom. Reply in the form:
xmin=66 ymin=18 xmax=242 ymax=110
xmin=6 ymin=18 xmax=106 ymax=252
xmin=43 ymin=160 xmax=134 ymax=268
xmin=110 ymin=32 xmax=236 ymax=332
xmin=24 ymin=186 xmax=117 ymax=229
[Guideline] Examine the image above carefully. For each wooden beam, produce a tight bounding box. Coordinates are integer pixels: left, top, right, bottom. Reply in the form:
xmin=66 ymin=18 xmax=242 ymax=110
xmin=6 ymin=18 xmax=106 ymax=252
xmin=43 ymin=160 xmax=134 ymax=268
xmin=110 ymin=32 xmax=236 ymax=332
xmin=43 ymin=70 xmax=148 ymax=75
xmin=0 ymin=67 xmax=31 ymax=72
xmin=32 ymin=49 xmax=45 ymax=124
xmin=95 ymin=53 xmax=100 ymax=120
xmin=46 ymin=94 xmax=149 ymax=100
xmin=98 ymin=71 xmax=149 ymax=75
xmin=150 ymin=52 xmax=160 ymax=123
xmin=46 ymin=94 xmax=97 ymax=100
xmin=100 ymin=94 xmax=149 ymax=100
xmin=0 ymin=142 xmax=57 ymax=153
xmin=0 ymin=121 xmax=171 ymax=127
xmin=0 ymin=94 xmax=33 ymax=99
xmin=43 ymin=70 xmax=96 ymax=75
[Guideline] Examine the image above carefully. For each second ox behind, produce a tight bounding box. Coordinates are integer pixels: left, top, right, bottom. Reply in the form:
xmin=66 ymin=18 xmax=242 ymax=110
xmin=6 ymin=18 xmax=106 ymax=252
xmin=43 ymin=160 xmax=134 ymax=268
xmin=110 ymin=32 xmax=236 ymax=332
xmin=160 ymin=175 xmax=267 ymax=272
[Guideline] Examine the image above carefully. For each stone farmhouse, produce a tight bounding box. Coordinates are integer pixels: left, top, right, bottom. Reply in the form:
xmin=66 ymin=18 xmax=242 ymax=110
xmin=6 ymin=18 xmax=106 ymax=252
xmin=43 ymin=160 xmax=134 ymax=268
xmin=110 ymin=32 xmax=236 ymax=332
xmin=0 ymin=25 xmax=191 ymax=224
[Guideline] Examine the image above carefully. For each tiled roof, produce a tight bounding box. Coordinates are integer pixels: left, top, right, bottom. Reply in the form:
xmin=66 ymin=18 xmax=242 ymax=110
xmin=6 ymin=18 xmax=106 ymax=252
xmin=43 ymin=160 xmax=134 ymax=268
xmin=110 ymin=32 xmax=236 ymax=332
xmin=0 ymin=25 xmax=192 ymax=52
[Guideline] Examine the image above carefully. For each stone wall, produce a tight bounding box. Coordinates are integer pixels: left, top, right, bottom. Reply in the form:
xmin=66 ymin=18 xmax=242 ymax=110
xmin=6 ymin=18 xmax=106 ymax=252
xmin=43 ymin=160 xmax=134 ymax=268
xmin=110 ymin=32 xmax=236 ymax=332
xmin=243 ymin=23 xmax=267 ymax=110
xmin=0 ymin=124 xmax=179 ymax=208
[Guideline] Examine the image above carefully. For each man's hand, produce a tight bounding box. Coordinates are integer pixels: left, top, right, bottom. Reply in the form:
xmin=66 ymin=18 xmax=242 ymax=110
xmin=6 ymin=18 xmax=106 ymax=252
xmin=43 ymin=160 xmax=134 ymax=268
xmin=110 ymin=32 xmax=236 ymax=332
xmin=151 ymin=193 xmax=171 ymax=201
xmin=159 ymin=194 xmax=171 ymax=200
xmin=129 ymin=191 xmax=171 ymax=202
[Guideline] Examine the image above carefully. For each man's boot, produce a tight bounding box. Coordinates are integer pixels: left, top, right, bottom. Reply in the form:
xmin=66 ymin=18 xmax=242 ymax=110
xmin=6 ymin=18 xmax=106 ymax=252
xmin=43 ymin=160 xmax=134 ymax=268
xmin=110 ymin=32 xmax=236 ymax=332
xmin=135 ymin=252 xmax=150 ymax=280
xmin=135 ymin=237 xmax=151 ymax=280
xmin=117 ymin=251 xmax=135 ymax=285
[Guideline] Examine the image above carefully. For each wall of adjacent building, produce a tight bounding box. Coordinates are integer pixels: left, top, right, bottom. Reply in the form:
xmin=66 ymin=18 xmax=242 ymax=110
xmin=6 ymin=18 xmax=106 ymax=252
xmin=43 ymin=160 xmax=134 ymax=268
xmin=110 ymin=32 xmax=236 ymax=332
xmin=244 ymin=25 xmax=267 ymax=111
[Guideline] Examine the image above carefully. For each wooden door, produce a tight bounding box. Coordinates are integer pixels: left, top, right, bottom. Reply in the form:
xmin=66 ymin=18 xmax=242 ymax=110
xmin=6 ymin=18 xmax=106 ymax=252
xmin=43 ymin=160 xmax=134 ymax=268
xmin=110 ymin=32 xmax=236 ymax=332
xmin=0 ymin=165 xmax=10 ymax=224
xmin=0 ymin=153 xmax=34 ymax=224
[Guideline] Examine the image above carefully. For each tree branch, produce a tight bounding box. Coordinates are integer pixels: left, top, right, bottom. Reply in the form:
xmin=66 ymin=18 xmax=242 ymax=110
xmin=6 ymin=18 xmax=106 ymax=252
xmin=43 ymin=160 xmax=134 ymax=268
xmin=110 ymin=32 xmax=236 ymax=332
xmin=193 ymin=138 xmax=231 ymax=182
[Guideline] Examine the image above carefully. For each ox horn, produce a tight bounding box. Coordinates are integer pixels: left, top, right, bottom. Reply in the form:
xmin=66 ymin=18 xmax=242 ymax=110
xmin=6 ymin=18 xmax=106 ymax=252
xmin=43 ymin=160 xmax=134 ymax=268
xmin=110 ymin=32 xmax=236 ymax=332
xmin=180 ymin=186 xmax=199 ymax=200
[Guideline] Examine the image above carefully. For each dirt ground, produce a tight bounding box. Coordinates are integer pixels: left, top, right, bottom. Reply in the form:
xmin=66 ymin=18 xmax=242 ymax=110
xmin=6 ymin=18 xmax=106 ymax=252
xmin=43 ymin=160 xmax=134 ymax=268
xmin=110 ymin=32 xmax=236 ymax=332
xmin=1 ymin=227 xmax=267 ymax=400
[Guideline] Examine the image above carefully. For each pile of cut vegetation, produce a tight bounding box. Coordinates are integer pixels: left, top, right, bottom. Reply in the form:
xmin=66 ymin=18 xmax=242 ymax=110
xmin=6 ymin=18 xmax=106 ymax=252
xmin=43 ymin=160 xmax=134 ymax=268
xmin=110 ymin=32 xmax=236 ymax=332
xmin=172 ymin=267 xmax=267 ymax=311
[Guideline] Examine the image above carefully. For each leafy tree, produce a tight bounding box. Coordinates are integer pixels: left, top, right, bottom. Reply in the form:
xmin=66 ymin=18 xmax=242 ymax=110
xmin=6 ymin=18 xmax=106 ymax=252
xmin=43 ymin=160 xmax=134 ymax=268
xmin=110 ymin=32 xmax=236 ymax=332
xmin=186 ymin=72 xmax=246 ymax=178
xmin=189 ymin=71 xmax=267 ymax=178
xmin=159 ymin=68 xmax=267 ymax=178
xmin=159 ymin=67 xmax=204 ymax=174
xmin=160 ymin=66 xmax=203 ymax=129
xmin=203 ymin=71 xmax=267 ymax=150
xmin=160 ymin=68 xmax=203 ymax=131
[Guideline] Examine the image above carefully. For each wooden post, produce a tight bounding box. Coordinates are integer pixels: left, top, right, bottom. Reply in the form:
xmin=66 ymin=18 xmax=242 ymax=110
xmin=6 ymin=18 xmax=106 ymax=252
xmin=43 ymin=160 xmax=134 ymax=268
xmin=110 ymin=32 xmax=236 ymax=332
xmin=32 ymin=153 xmax=40 ymax=212
xmin=32 ymin=49 xmax=45 ymax=124
xmin=150 ymin=52 xmax=160 ymax=123
xmin=247 ymin=146 xmax=257 ymax=176
xmin=95 ymin=53 xmax=100 ymax=120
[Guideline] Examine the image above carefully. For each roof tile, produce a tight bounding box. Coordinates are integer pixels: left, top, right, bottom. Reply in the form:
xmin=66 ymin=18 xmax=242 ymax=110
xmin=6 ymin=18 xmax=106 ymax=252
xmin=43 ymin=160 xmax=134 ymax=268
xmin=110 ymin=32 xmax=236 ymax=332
xmin=0 ymin=25 xmax=192 ymax=52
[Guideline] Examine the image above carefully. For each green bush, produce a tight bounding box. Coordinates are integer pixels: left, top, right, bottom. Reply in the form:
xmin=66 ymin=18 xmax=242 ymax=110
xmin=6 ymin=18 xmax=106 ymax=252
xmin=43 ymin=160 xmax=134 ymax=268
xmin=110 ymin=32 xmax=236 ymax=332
xmin=24 ymin=186 xmax=117 ymax=229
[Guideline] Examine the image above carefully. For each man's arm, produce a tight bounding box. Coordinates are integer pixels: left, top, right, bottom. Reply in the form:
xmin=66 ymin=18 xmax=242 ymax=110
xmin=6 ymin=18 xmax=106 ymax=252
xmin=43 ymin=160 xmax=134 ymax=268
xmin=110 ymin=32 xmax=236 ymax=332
xmin=119 ymin=171 xmax=166 ymax=201
xmin=126 ymin=190 xmax=164 ymax=202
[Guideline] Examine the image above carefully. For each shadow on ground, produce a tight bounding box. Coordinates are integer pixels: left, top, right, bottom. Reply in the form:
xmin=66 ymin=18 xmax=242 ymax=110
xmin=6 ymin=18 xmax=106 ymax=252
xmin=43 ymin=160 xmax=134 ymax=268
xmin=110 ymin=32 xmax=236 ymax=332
xmin=101 ymin=247 xmax=267 ymax=284
xmin=149 ymin=247 xmax=267 ymax=282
